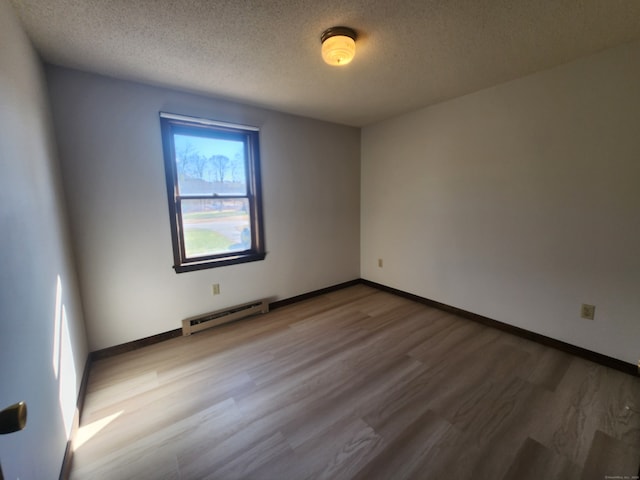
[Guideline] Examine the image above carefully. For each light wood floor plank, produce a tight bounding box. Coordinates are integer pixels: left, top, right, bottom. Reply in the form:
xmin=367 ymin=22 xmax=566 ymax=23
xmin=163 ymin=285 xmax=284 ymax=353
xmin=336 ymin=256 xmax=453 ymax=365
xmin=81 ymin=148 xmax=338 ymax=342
xmin=352 ymin=409 xmax=452 ymax=480
xmin=580 ymin=430 xmax=639 ymax=480
xmin=71 ymin=285 xmax=640 ymax=479
xmin=502 ymin=437 xmax=582 ymax=480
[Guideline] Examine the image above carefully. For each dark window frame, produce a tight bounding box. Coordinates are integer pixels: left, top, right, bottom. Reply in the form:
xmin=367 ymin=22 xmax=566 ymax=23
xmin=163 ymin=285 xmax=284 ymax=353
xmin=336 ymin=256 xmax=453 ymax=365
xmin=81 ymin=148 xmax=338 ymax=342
xmin=159 ymin=112 xmax=266 ymax=273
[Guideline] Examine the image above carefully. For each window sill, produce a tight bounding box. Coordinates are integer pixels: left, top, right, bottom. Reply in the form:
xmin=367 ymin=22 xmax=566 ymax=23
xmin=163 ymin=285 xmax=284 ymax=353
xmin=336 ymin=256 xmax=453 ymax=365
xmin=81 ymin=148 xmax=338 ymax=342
xmin=173 ymin=252 xmax=266 ymax=273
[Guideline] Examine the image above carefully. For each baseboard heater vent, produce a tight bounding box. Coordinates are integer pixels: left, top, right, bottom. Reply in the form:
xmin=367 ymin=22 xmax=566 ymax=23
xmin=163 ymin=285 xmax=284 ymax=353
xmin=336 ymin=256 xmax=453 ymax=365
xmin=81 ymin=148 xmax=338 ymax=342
xmin=182 ymin=299 xmax=269 ymax=336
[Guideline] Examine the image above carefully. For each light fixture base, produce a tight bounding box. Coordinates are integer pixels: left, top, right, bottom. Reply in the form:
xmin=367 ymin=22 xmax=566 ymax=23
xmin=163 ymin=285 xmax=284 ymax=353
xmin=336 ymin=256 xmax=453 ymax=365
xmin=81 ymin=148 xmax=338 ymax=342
xmin=321 ymin=26 xmax=357 ymax=44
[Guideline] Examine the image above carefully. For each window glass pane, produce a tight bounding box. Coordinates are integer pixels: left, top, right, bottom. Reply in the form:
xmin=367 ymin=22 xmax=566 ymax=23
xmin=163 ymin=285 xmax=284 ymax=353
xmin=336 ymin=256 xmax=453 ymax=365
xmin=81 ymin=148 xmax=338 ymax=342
xmin=174 ymin=134 xmax=247 ymax=195
xmin=181 ymin=198 xmax=251 ymax=258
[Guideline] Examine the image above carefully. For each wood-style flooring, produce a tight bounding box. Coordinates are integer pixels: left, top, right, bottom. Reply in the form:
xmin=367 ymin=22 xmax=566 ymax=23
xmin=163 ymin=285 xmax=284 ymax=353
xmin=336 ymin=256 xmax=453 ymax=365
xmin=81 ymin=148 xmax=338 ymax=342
xmin=70 ymin=285 xmax=640 ymax=479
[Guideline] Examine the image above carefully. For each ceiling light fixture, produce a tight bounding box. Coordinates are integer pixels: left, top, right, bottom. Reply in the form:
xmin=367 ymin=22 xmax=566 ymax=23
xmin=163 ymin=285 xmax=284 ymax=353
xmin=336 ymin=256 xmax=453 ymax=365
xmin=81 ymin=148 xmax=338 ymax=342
xmin=321 ymin=26 xmax=357 ymax=66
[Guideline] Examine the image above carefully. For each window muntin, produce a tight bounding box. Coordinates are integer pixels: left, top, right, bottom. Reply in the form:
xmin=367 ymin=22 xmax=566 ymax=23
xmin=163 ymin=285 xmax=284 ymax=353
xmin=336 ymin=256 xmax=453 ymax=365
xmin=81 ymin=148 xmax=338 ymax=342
xmin=160 ymin=113 xmax=265 ymax=272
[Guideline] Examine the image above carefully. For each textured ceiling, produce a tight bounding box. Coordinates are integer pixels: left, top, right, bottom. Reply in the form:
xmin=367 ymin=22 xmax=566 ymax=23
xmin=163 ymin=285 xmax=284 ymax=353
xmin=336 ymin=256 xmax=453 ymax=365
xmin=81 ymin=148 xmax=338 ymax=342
xmin=10 ymin=0 xmax=640 ymax=126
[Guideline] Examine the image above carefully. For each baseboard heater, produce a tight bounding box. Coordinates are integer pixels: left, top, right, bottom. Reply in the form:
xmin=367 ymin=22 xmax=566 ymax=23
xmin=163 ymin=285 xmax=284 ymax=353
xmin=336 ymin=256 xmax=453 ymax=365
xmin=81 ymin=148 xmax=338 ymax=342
xmin=181 ymin=299 xmax=269 ymax=336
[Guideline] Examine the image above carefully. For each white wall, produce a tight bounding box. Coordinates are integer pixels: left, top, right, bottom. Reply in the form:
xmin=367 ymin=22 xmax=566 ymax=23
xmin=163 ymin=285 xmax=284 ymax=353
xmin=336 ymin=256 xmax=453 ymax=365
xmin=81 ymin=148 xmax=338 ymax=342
xmin=0 ymin=0 xmax=88 ymax=478
xmin=46 ymin=67 xmax=361 ymax=351
xmin=361 ymin=40 xmax=640 ymax=364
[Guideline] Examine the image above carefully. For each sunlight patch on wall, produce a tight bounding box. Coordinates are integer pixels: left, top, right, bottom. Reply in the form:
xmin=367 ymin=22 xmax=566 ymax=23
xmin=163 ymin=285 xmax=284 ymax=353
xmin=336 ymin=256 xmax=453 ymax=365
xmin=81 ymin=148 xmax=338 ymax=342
xmin=59 ymin=304 xmax=76 ymax=437
xmin=53 ymin=275 xmax=62 ymax=378
xmin=52 ymin=275 xmax=78 ymax=439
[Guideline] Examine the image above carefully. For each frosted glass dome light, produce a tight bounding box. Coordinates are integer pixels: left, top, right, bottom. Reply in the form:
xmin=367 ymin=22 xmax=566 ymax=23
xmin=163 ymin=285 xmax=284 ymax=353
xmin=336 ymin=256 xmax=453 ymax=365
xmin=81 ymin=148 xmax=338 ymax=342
xmin=321 ymin=27 xmax=357 ymax=66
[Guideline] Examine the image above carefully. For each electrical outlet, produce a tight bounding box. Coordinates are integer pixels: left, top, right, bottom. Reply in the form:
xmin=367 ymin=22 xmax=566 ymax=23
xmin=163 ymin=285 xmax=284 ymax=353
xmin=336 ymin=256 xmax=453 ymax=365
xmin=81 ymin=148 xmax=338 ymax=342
xmin=378 ymin=258 xmax=383 ymax=268
xmin=212 ymin=284 xmax=220 ymax=295
xmin=581 ymin=304 xmax=595 ymax=320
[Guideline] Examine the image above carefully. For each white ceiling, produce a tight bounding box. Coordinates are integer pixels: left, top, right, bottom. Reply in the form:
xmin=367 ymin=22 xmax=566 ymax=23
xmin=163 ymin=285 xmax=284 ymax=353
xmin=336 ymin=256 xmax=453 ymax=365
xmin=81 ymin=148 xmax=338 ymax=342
xmin=10 ymin=0 xmax=640 ymax=126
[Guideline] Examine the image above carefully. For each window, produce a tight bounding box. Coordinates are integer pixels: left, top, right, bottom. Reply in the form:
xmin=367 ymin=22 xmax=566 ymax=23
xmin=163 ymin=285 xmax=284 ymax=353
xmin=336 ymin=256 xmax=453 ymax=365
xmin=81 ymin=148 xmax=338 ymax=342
xmin=159 ymin=112 xmax=265 ymax=272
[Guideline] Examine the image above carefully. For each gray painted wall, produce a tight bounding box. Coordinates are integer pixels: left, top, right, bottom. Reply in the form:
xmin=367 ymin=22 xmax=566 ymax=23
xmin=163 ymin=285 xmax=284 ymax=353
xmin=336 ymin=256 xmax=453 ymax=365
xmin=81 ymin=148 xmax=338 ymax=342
xmin=46 ymin=67 xmax=361 ymax=351
xmin=361 ymin=40 xmax=640 ymax=364
xmin=0 ymin=0 xmax=88 ymax=478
